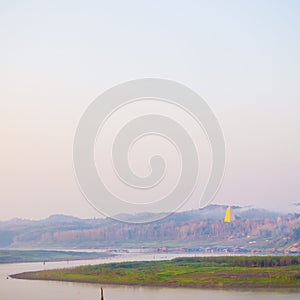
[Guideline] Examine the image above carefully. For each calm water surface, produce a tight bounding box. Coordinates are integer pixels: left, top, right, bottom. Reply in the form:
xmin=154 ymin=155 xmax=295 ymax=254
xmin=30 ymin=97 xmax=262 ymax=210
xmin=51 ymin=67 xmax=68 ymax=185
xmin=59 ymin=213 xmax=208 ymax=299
xmin=1 ymin=252 xmax=299 ymax=300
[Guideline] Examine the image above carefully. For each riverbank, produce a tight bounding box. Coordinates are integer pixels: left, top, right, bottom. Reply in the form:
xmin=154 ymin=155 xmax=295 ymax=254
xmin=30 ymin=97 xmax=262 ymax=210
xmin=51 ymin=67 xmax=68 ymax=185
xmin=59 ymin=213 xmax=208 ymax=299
xmin=0 ymin=249 xmax=113 ymax=264
xmin=11 ymin=256 xmax=300 ymax=289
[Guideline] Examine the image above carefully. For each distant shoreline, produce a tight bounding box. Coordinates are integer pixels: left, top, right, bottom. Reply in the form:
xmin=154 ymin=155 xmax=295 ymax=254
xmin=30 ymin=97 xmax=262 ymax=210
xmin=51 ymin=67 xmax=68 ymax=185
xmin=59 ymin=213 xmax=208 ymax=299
xmin=0 ymin=249 xmax=113 ymax=264
xmin=11 ymin=256 xmax=300 ymax=289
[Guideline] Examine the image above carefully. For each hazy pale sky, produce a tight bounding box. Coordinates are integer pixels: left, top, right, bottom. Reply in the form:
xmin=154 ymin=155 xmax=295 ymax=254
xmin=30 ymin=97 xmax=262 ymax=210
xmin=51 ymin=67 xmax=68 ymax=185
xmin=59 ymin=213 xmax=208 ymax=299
xmin=1 ymin=0 xmax=300 ymax=220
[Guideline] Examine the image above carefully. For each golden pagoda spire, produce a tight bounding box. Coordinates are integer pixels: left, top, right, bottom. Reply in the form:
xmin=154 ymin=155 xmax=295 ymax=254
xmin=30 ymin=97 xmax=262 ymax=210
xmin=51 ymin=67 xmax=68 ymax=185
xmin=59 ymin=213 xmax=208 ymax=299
xmin=224 ymin=206 xmax=234 ymax=222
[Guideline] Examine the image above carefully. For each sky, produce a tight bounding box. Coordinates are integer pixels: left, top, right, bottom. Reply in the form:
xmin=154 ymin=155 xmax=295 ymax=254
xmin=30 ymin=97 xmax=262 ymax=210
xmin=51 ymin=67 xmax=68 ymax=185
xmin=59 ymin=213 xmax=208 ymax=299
xmin=0 ymin=0 xmax=300 ymax=220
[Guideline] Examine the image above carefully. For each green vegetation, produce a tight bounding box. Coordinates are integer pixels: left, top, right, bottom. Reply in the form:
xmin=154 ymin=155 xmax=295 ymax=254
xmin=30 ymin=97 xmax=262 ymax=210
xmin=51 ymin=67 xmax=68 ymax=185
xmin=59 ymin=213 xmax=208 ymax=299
xmin=11 ymin=256 xmax=300 ymax=288
xmin=0 ymin=250 xmax=111 ymax=264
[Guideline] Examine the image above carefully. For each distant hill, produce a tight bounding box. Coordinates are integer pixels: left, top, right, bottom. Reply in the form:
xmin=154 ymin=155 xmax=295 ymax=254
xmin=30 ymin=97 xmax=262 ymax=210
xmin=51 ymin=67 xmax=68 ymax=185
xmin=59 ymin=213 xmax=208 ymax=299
xmin=42 ymin=214 xmax=82 ymax=224
xmin=0 ymin=205 xmax=299 ymax=253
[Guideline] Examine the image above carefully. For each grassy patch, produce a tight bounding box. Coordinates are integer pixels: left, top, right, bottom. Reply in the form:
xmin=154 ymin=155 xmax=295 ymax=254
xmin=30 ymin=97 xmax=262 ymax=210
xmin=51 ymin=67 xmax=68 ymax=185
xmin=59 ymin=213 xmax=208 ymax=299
xmin=11 ymin=256 xmax=300 ymax=288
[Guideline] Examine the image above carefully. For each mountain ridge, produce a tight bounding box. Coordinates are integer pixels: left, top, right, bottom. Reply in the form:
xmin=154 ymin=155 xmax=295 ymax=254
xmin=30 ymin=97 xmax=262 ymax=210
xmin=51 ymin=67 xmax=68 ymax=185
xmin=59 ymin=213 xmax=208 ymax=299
xmin=0 ymin=205 xmax=299 ymax=253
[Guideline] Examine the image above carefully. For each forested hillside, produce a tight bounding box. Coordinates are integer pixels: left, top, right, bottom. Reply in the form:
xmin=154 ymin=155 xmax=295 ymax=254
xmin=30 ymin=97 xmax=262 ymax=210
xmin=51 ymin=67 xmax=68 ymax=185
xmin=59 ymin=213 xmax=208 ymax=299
xmin=0 ymin=205 xmax=299 ymax=253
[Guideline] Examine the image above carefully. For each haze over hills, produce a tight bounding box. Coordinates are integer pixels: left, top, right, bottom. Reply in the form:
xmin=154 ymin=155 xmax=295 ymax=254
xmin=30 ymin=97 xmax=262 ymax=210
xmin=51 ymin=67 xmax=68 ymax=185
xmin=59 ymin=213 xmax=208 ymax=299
xmin=0 ymin=205 xmax=299 ymax=254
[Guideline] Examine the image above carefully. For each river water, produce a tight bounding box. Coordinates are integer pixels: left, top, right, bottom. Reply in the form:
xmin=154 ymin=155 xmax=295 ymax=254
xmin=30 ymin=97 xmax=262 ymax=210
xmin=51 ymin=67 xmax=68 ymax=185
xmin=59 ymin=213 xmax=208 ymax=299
xmin=1 ymin=252 xmax=299 ymax=300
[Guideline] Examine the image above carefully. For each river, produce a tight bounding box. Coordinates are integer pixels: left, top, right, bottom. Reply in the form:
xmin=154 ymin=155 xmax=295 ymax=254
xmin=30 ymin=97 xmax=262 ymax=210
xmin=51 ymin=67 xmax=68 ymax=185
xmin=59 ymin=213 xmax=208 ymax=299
xmin=1 ymin=252 xmax=299 ymax=300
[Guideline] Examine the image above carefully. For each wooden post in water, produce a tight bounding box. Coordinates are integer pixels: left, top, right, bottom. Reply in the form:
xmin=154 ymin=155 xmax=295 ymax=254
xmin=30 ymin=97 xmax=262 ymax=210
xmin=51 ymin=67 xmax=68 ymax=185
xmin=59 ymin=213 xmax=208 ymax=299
xmin=100 ymin=287 xmax=104 ymax=300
